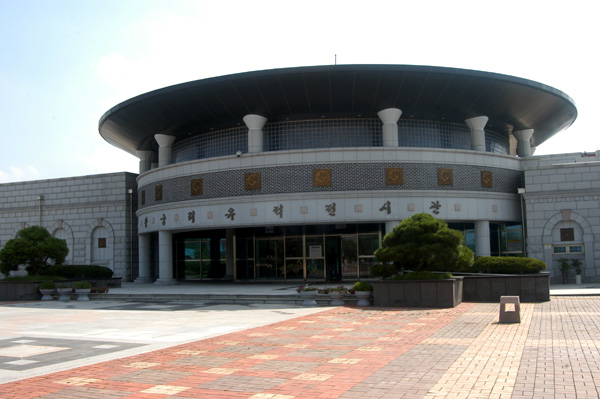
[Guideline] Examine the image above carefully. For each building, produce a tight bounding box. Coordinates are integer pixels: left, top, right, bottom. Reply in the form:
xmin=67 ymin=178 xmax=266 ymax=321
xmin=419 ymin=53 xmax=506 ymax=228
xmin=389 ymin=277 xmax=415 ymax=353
xmin=0 ymin=173 xmax=137 ymax=279
xmin=2 ymin=65 xmax=596 ymax=283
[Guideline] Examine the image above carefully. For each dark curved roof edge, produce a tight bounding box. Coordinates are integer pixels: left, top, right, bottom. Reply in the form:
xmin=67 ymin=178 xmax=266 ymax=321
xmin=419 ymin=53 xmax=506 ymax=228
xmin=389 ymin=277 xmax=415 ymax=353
xmin=99 ymin=64 xmax=577 ymax=156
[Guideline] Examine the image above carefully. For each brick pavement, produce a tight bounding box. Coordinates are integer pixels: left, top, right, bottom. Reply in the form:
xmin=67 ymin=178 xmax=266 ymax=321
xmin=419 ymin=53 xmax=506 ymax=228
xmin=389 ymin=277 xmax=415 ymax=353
xmin=1 ymin=297 xmax=600 ymax=398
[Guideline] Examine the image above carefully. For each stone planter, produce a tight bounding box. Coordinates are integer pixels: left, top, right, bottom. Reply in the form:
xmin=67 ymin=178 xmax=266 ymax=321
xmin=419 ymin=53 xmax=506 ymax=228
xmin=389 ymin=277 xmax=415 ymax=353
xmin=57 ymin=288 xmax=73 ymax=301
xmin=328 ymin=291 xmax=345 ymax=306
xmin=373 ymin=277 xmax=463 ymax=308
xmin=461 ymin=273 xmax=549 ymax=302
xmin=576 ymin=274 xmax=582 ymax=285
xmin=39 ymin=289 xmax=55 ymax=301
xmin=299 ymin=291 xmax=318 ymax=306
xmin=75 ymin=289 xmax=92 ymax=301
xmin=355 ymin=291 xmax=372 ymax=306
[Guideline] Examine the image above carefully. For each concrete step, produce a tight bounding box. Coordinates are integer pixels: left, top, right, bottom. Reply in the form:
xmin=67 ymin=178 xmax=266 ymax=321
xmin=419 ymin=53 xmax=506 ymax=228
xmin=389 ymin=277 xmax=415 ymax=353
xmin=89 ymin=293 xmax=360 ymax=306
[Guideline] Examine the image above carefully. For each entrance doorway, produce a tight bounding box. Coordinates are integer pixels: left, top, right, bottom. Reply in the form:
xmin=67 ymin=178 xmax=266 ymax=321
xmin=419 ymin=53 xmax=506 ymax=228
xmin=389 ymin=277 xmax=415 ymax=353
xmin=255 ymin=238 xmax=284 ymax=279
xmin=325 ymin=236 xmax=341 ymax=281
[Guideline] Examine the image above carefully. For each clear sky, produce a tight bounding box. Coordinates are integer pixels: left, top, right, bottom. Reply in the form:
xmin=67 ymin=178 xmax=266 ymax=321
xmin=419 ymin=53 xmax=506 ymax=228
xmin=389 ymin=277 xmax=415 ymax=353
xmin=0 ymin=0 xmax=597 ymax=183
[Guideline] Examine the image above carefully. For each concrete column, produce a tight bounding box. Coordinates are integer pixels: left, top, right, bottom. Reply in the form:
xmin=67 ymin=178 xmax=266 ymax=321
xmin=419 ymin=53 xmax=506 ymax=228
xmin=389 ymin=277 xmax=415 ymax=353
xmin=475 ymin=220 xmax=491 ymax=257
xmin=513 ymin=129 xmax=534 ymax=157
xmin=243 ymin=114 xmax=268 ymax=153
xmin=136 ymin=150 xmax=154 ymax=174
xmin=154 ymin=134 xmax=176 ymax=167
xmin=135 ymin=233 xmax=153 ymax=283
xmin=377 ymin=108 xmax=402 ymax=147
xmin=385 ymin=221 xmax=400 ymax=236
xmin=155 ymin=230 xmax=175 ymax=285
xmin=465 ymin=116 xmax=488 ymax=152
xmin=226 ymin=229 xmax=234 ymax=280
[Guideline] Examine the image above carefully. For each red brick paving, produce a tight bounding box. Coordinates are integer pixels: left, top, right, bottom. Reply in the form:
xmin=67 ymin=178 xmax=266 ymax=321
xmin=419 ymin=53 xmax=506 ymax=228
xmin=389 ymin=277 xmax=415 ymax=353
xmin=2 ymin=298 xmax=600 ymax=398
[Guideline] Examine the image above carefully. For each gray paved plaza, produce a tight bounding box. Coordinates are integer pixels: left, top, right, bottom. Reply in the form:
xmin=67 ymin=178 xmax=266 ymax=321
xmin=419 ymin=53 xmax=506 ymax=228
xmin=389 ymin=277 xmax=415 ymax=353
xmin=1 ymin=284 xmax=600 ymax=398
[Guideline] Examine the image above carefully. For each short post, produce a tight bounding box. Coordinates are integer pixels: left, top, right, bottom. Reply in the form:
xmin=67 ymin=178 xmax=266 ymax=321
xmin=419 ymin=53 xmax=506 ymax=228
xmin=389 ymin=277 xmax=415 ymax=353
xmin=499 ymin=296 xmax=520 ymax=323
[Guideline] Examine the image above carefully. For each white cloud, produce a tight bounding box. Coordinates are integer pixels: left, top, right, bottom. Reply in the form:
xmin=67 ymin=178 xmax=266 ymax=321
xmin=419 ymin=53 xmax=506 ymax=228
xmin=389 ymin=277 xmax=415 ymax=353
xmin=0 ymin=165 xmax=41 ymax=183
xmin=78 ymin=146 xmax=138 ymax=175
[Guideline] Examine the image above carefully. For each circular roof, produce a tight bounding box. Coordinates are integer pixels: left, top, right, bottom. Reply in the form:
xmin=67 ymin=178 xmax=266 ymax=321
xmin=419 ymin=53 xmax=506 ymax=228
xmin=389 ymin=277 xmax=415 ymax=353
xmin=99 ymin=64 xmax=577 ymax=156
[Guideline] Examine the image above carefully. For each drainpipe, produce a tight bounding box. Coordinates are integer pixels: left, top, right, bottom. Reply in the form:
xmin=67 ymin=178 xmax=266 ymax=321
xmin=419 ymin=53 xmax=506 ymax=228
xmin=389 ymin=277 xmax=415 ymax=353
xmin=37 ymin=195 xmax=44 ymax=226
xmin=128 ymin=188 xmax=133 ymax=281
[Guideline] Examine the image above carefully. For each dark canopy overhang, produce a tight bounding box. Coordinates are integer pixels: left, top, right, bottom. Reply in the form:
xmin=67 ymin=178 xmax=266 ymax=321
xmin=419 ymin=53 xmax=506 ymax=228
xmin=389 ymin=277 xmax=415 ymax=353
xmin=99 ymin=64 xmax=577 ymax=156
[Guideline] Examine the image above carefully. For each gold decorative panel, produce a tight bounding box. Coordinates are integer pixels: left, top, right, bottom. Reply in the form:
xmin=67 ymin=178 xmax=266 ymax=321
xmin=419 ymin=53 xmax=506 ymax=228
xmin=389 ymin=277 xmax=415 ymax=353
xmin=313 ymin=169 xmax=332 ymax=187
xmin=438 ymin=168 xmax=453 ymax=186
xmin=481 ymin=171 xmax=493 ymax=188
xmin=155 ymin=185 xmax=163 ymax=201
xmin=191 ymin=179 xmax=203 ymax=195
xmin=386 ymin=168 xmax=404 ymax=186
xmin=245 ymin=172 xmax=261 ymax=191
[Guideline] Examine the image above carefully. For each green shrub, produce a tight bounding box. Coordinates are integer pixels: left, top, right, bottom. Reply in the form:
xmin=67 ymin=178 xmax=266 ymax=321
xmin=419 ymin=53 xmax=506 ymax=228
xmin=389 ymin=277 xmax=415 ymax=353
xmin=390 ymin=271 xmax=452 ymax=280
xmin=0 ymin=226 xmax=68 ymax=275
xmin=375 ymin=213 xmax=474 ymax=274
xmin=38 ymin=265 xmax=113 ymax=279
xmin=74 ymin=281 xmax=92 ymax=289
xmin=468 ymin=257 xmax=546 ymax=274
xmin=3 ymin=275 xmax=65 ymax=282
xmin=56 ymin=283 xmax=71 ymax=289
xmin=39 ymin=280 xmax=56 ymax=290
xmin=352 ymin=281 xmax=373 ymax=291
xmin=370 ymin=263 xmax=397 ymax=279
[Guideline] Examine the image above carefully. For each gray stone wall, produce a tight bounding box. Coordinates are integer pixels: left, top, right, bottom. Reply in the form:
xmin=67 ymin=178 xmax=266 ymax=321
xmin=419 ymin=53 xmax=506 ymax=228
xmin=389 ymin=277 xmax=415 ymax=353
xmin=524 ymin=156 xmax=600 ymax=282
xmin=0 ymin=172 xmax=138 ymax=280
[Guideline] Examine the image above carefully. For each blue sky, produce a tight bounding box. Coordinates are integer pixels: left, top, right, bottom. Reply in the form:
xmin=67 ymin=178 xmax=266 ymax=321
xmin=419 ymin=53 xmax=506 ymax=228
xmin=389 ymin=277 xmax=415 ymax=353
xmin=1 ymin=0 xmax=598 ymax=183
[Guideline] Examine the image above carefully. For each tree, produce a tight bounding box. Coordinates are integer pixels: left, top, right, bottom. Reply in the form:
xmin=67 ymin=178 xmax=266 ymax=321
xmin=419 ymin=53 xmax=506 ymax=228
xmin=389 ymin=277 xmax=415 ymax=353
xmin=374 ymin=213 xmax=473 ymax=274
xmin=0 ymin=226 xmax=68 ymax=275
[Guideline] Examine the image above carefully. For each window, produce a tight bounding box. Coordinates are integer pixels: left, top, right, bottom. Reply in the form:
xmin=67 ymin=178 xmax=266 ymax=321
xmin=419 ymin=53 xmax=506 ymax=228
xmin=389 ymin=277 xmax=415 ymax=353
xmin=560 ymin=228 xmax=575 ymax=242
xmin=553 ymin=245 xmax=584 ymax=254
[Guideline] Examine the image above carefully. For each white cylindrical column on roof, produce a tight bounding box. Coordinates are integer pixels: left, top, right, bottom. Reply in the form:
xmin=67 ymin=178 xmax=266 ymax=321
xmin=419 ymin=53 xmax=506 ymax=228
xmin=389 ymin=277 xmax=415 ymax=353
xmin=136 ymin=150 xmax=154 ymax=174
xmin=155 ymin=134 xmax=176 ymax=167
xmin=465 ymin=116 xmax=488 ymax=152
xmin=377 ymin=108 xmax=402 ymax=147
xmin=243 ymin=114 xmax=268 ymax=153
xmin=155 ymin=230 xmax=175 ymax=285
xmin=135 ymin=233 xmax=153 ymax=283
xmin=513 ymin=129 xmax=534 ymax=157
xmin=475 ymin=220 xmax=491 ymax=257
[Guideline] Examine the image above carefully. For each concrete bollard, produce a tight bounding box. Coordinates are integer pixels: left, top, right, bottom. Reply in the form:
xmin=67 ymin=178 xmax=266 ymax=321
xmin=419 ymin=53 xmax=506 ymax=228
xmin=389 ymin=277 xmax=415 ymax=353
xmin=499 ymin=296 xmax=520 ymax=323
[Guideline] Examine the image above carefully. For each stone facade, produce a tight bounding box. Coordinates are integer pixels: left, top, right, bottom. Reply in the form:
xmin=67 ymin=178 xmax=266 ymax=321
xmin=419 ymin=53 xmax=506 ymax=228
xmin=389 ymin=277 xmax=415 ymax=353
xmin=523 ymin=151 xmax=600 ymax=282
xmin=0 ymin=173 xmax=138 ymax=280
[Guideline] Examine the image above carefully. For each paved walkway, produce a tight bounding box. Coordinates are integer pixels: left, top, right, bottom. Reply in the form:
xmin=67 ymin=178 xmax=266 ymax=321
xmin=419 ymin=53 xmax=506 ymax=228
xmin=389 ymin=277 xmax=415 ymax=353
xmin=2 ymin=295 xmax=600 ymax=398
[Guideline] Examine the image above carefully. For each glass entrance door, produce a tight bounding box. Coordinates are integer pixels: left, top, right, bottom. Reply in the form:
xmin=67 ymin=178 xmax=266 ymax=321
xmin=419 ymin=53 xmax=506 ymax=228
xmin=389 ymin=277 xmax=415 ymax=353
xmin=255 ymin=239 xmax=284 ymax=279
xmin=182 ymin=238 xmax=226 ymax=279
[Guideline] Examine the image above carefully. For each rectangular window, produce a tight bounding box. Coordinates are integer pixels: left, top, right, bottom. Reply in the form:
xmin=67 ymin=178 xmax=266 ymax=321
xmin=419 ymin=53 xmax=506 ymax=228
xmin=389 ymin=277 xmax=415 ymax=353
xmin=560 ymin=228 xmax=575 ymax=242
xmin=98 ymin=238 xmax=106 ymax=248
xmin=553 ymin=245 xmax=584 ymax=254
xmin=569 ymin=246 xmax=584 ymax=253
xmin=553 ymin=246 xmax=567 ymax=254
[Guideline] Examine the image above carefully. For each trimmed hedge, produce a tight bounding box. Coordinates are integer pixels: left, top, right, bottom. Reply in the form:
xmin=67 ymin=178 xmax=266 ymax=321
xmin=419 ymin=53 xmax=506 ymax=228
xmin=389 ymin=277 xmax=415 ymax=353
xmin=38 ymin=265 xmax=114 ymax=279
xmin=391 ymin=271 xmax=453 ymax=280
xmin=468 ymin=257 xmax=546 ymax=274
